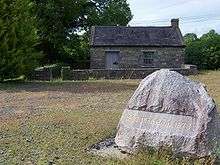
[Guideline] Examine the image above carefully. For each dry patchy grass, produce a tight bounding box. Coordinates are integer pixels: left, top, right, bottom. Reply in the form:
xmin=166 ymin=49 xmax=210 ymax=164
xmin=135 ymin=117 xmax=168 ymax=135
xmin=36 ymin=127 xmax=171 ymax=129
xmin=0 ymin=71 xmax=219 ymax=164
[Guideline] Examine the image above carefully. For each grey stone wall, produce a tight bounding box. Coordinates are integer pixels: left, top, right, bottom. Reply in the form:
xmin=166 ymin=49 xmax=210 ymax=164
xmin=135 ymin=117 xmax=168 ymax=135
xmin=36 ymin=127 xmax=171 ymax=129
xmin=31 ymin=65 xmax=61 ymax=81
xmin=90 ymin=46 xmax=185 ymax=69
xmin=62 ymin=65 xmax=198 ymax=81
xmin=30 ymin=67 xmax=52 ymax=81
xmin=30 ymin=65 xmax=197 ymax=81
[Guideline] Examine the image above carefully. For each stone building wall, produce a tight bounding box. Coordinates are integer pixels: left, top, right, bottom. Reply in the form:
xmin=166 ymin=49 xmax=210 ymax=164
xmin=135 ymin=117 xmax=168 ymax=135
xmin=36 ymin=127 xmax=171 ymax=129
xmin=90 ymin=46 xmax=185 ymax=69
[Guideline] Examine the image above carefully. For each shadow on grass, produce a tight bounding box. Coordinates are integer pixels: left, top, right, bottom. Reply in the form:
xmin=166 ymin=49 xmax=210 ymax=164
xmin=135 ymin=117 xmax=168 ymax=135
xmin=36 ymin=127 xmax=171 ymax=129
xmin=0 ymin=81 xmax=138 ymax=94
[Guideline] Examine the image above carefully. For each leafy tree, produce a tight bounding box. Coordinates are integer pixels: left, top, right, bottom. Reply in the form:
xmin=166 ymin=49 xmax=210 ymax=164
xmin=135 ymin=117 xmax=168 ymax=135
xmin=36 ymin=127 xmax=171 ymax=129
xmin=184 ymin=33 xmax=198 ymax=45
xmin=87 ymin=0 xmax=133 ymax=26
xmin=33 ymin=0 xmax=91 ymax=64
xmin=184 ymin=39 xmax=204 ymax=68
xmin=184 ymin=30 xmax=220 ymax=70
xmin=34 ymin=0 xmax=132 ymax=68
xmin=0 ymin=0 xmax=42 ymax=80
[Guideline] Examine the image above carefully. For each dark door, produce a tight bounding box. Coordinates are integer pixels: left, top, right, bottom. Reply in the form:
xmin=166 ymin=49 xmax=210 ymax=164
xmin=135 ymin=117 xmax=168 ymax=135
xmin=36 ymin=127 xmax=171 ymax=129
xmin=105 ymin=51 xmax=120 ymax=69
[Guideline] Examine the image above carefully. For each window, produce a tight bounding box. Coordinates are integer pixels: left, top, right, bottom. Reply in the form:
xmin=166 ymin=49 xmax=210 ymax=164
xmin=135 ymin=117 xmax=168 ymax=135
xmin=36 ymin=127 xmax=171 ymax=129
xmin=142 ymin=51 xmax=155 ymax=65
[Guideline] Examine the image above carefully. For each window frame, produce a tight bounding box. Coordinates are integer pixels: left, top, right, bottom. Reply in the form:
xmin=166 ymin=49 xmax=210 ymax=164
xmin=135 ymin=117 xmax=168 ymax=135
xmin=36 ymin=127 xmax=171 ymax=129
xmin=140 ymin=50 xmax=156 ymax=67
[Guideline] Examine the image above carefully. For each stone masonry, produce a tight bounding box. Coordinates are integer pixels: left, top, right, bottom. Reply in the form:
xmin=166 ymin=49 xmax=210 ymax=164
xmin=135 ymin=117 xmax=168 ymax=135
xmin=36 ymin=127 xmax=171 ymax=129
xmin=90 ymin=46 xmax=185 ymax=69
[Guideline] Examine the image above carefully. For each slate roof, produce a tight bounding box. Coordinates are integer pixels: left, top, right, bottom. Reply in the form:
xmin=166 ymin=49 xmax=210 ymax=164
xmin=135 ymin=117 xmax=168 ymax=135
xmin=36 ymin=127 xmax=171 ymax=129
xmin=90 ymin=26 xmax=185 ymax=47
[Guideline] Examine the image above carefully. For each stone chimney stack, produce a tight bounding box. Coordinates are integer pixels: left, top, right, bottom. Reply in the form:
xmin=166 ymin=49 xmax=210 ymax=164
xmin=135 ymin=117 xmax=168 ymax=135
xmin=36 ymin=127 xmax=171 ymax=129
xmin=171 ymin=18 xmax=179 ymax=28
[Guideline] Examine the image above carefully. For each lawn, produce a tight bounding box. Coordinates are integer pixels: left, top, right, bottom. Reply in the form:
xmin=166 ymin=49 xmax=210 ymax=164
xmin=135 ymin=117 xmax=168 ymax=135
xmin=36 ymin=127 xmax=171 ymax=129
xmin=0 ymin=71 xmax=219 ymax=165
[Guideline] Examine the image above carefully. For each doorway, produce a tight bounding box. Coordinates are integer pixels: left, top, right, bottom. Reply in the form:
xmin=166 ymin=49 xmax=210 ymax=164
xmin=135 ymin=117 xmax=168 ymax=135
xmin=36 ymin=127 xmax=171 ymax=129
xmin=105 ymin=51 xmax=120 ymax=69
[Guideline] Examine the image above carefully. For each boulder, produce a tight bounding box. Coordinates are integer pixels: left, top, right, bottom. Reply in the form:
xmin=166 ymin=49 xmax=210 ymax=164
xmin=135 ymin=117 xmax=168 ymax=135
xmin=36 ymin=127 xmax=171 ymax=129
xmin=115 ymin=69 xmax=220 ymax=157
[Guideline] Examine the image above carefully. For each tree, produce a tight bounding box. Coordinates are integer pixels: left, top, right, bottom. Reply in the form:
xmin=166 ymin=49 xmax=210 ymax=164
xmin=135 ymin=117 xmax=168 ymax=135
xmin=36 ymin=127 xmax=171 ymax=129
xmin=184 ymin=39 xmax=204 ymax=68
xmin=87 ymin=0 xmax=133 ymax=26
xmin=34 ymin=0 xmax=133 ymax=68
xmin=184 ymin=30 xmax=220 ymax=70
xmin=184 ymin=33 xmax=198 ymax=45
xmin=33 ymin=0 xmax=90 ymax=64
xmin=0 ymin=0 xmax=42 ymax=80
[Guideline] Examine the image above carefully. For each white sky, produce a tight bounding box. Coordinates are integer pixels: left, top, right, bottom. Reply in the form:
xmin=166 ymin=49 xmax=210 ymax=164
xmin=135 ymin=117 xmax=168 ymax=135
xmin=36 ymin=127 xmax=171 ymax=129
xmin=127 ymin=0 xmax=220 ymax=36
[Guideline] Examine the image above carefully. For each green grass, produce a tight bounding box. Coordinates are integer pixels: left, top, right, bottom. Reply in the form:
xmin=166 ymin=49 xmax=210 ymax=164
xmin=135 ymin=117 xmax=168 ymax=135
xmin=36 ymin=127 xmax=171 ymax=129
xmin=0 ymin=71 xmax=219 ymax=164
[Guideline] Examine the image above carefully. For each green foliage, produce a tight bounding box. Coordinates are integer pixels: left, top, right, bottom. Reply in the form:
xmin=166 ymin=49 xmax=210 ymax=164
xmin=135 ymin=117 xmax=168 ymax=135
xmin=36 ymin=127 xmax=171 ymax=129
xmin=0 ymin=0 xmax=132 ymax=80
xmin=34 ymin=0 xmax=90 ymax=64
xmin=87 ymin=0 xmax=133 ymax=26
xmin=184 ymin=33 xmax=198 ymax=45
xmin=0 ymin=0 xmax=42 ymax=80
xmin=34 ymin=0 xmax=132 ymax=68
xmin=184 ymin=30 xmax=220 ymax=70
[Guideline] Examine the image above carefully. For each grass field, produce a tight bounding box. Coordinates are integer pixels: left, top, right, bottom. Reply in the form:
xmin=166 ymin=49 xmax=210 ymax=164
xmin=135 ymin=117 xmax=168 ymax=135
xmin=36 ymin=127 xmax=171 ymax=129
xmin=0 ymin=71 xmax=219 ymax=164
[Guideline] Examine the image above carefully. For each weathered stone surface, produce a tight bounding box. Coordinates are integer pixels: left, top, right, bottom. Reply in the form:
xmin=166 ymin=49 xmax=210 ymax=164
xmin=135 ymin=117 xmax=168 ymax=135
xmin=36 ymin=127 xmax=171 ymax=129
xmin=115 ymin=69 xmax=220 ymax=157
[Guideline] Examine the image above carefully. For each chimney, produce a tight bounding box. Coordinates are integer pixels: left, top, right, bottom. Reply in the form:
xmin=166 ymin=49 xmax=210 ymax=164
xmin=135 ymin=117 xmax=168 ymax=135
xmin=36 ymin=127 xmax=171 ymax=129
xmin=171 ymin=18 xmax=179 ymax=28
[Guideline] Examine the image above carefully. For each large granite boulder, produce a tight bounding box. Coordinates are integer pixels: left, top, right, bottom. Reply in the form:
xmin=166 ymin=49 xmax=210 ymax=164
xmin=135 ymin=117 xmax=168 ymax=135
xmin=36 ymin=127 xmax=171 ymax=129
xmin=115 ymin=69 xmax=220 ymax=157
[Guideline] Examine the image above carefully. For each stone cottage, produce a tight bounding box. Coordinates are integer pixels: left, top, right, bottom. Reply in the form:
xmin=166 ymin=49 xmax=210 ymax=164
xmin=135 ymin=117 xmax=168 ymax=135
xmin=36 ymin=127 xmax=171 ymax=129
xmin=90 ymin=19 xmax=185 ymax=69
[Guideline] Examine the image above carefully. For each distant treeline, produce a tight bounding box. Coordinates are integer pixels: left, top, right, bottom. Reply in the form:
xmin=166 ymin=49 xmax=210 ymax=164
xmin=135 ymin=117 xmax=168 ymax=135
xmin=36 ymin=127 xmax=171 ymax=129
xmin=184 ymin=30 xmax=220 ymax=70
xmin=0 ymin=0 xmax=132 ymax=80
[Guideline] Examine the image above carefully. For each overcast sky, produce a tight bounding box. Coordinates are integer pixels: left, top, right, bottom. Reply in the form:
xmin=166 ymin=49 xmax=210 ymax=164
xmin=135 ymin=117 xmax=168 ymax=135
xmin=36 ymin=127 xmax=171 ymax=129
xmin=127 ymin=0 xmax=220 ymax=36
